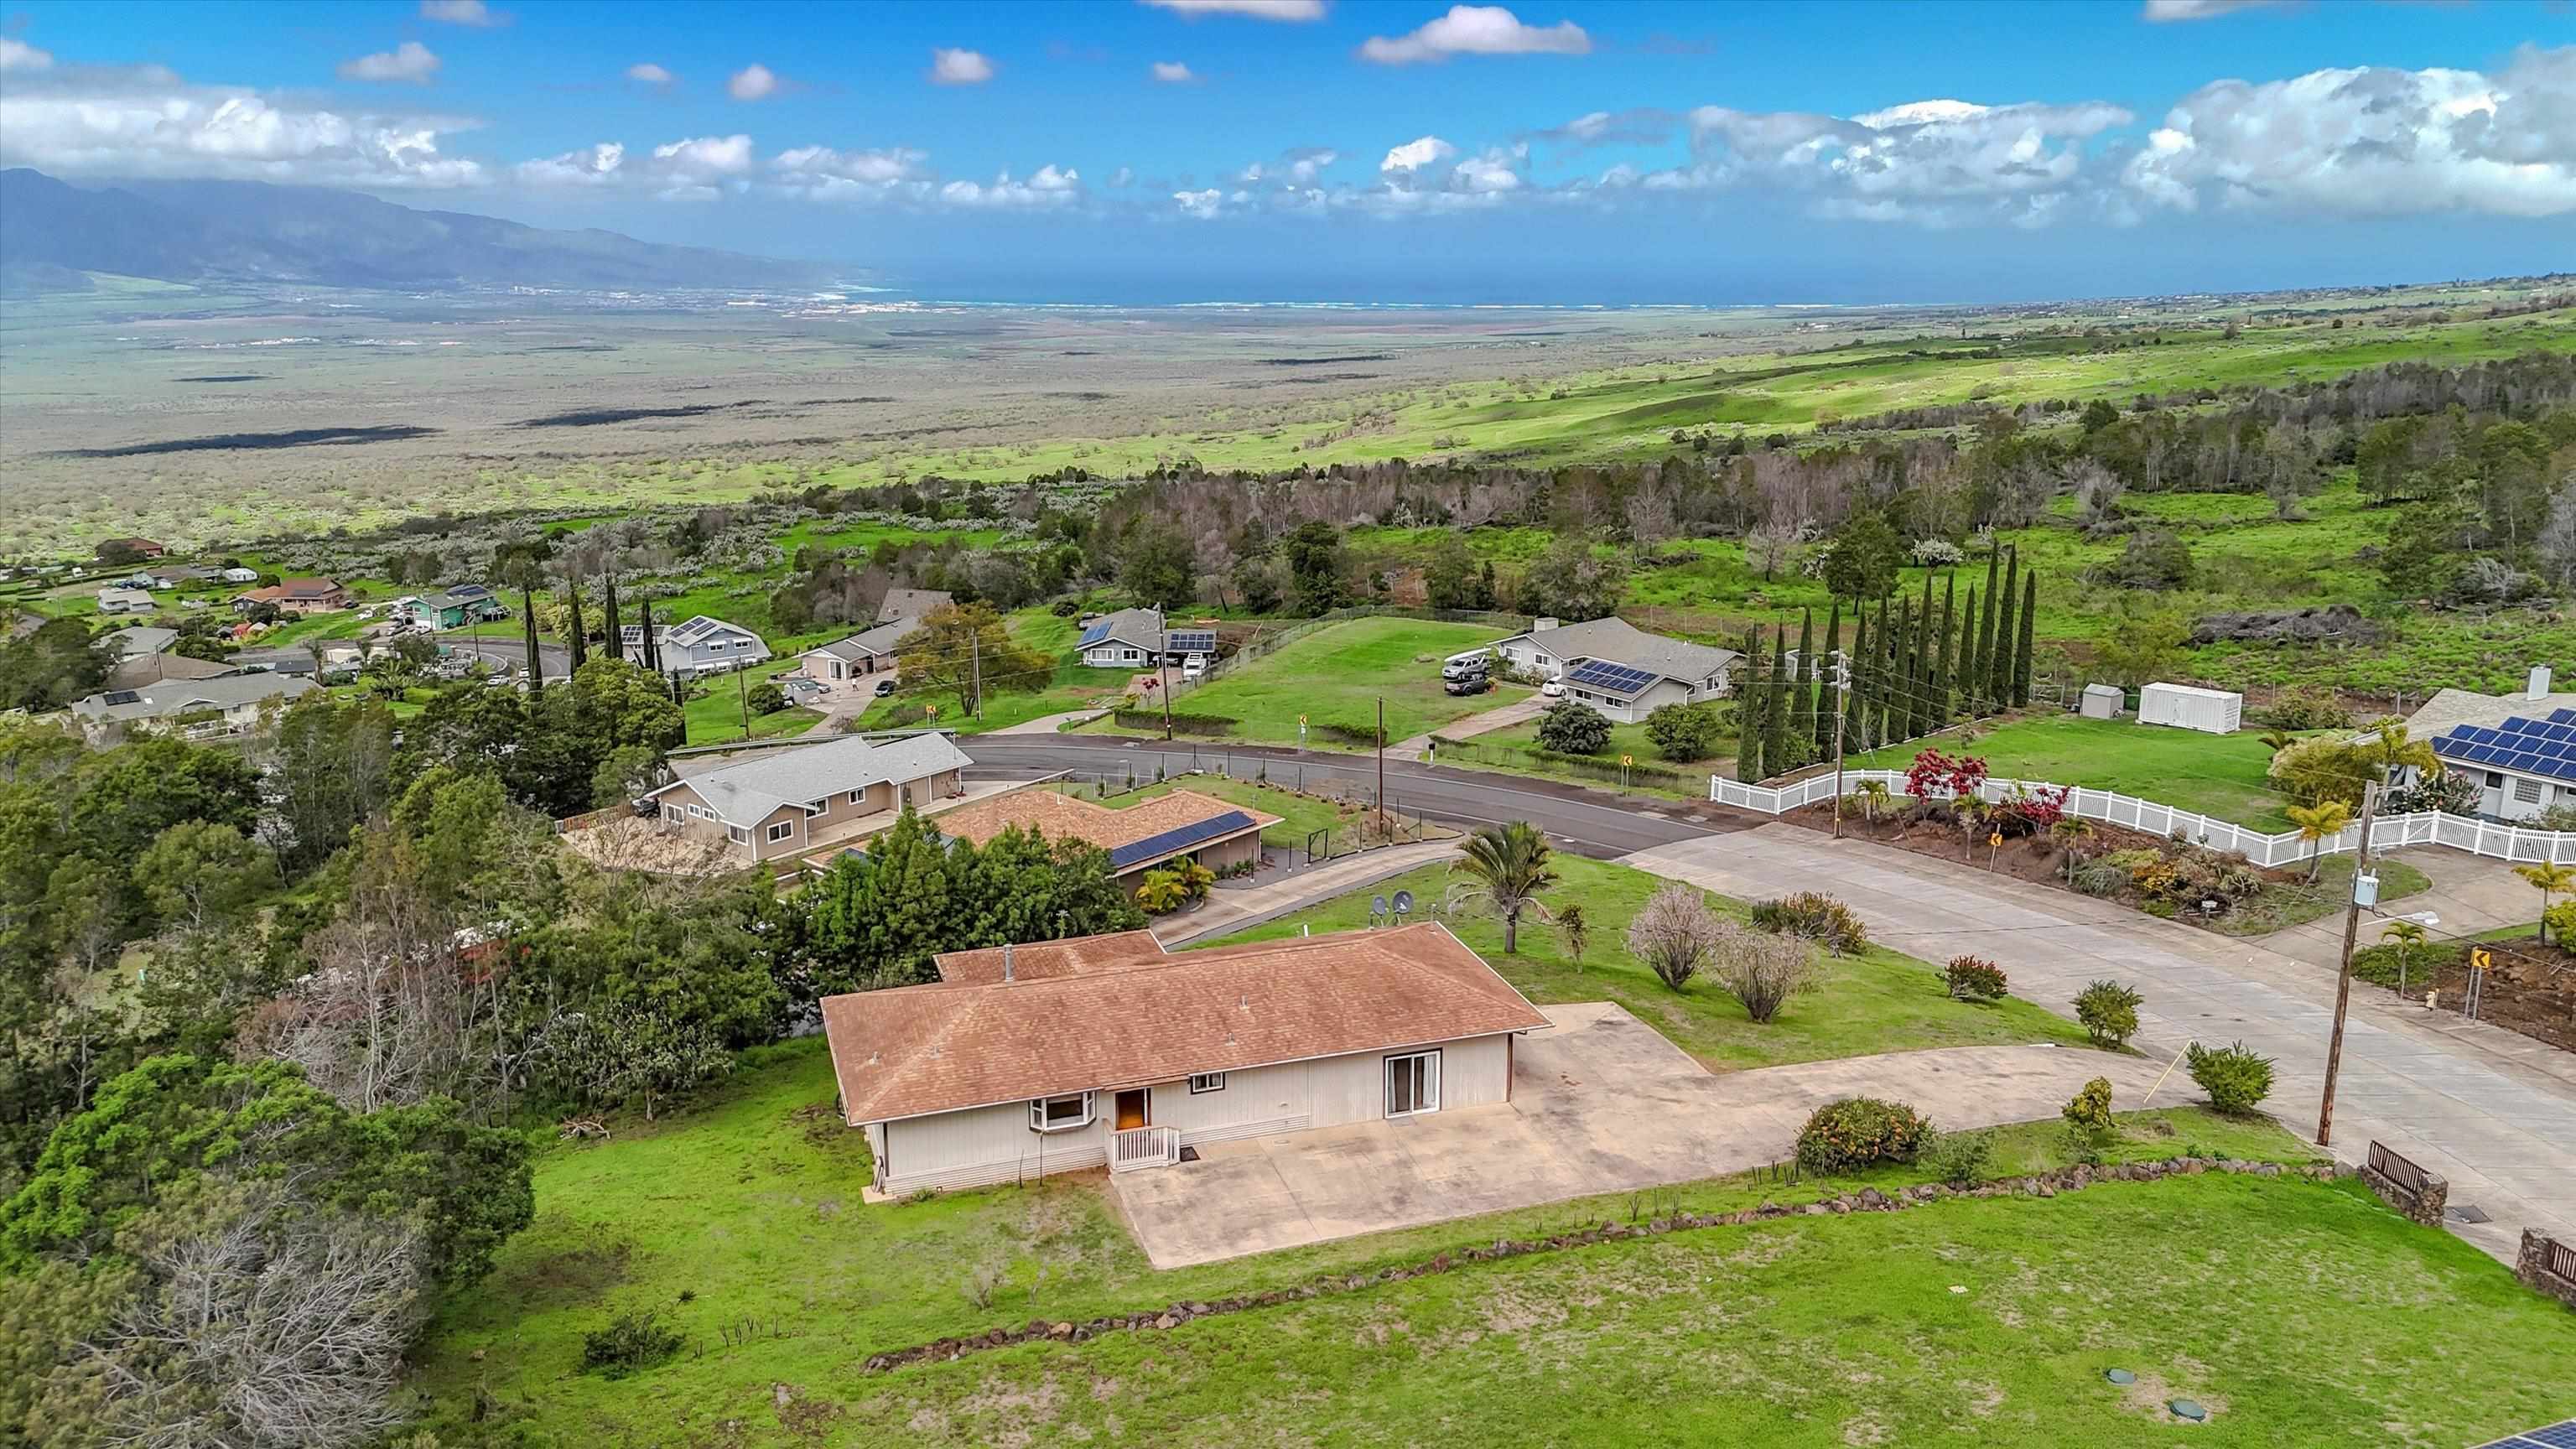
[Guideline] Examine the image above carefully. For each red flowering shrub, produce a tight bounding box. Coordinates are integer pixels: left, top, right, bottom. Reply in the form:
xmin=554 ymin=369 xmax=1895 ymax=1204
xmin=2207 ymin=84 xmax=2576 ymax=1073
xmin=1903 ymin=748 xmax=1988 ymax=802
xmin=1989 ymin=782 xmax=2071 ymax=838
xmin=1794 ymin=1097 xmax=1932 ymax=1172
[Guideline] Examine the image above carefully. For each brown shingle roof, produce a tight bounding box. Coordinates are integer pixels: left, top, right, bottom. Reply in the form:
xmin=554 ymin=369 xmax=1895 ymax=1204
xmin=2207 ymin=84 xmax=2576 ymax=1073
xmin=933 ymin=930 xmax=1168 ymax=985
xmin=821 ymin=922 xmax=1549 ymax=1124
xmin=929 ymin=787 xmax=1279 ymax=858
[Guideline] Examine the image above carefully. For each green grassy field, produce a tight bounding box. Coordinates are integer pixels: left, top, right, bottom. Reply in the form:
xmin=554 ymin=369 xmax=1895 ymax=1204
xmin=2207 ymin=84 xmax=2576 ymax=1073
xmin=1087 ymin=616 xmax=1532 ymax=746
xmin=406 ymin=1031 xmax=2568 ymax=1449
xmin=1233 ymin=855 xmax=2095 ymax=1071
xmin=1846 ymin=714 xmax=2302 ymax=829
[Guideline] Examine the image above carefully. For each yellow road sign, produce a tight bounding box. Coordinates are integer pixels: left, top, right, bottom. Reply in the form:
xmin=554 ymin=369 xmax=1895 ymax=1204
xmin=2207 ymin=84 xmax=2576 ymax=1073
xmin=1621 ymin=755 xmax=1633 ymax=766
xmin=2470 ymin=946 xmax=2493 ymax=972
xmin=1988 ymin=832 xmax=2004 ymax=848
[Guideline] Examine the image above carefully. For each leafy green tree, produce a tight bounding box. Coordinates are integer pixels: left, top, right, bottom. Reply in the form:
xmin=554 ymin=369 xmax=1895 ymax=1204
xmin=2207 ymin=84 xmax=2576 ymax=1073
xmin=524 ymin=870 xmax=787 ymax=1051
xmin=896 ymin=603 xmax=1053 ymax=717
xmin=0 ymin=618 xmax=114 ymax=714
xmin=1229 ymin=554 xmax=1284 ymax=614
xmin=798 ymin=808 xmax=957 ymax=992
xmin=133 ymin=823 xmax=276 ymax=933
xmin=1449 ymin=820 xmax=1560 ymax=954
xmin=1535 ymin=699 xmax=1610 ymax=755
xmin=1820 ymin=511 xmax=1902 ymax=602
xmin=1423 ymin=535 xmax=1483 ymax=611
xmin=1118 ymin=526 xmax=1197 ymax=609
xmin=1514 ymin=535 xmax=1629 ymax=621
xmin=1282 ymin=520 xmax=1349 ymax=616
xmin=1643 ymin=703 xmax=1723 ymax=761
xmin=2377 ymin=497 xmax=2479 ymax=599
xmin=71 ymin=737 xmax=261 ymax=865
xmin=267 ymin=693 xmax=399 ymax=873
xmin=2091 ymin=603 xmax=2189 ymax=690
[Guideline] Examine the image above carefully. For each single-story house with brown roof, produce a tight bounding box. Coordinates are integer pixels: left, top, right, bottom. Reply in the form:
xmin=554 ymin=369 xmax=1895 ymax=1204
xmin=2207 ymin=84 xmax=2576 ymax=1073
xmin=876 ymin=786 xmax=1279 ymax=893
xmin=231 ymin=578 xmax=351 ymax=615
xmin=641 ymin=730 xmax=974 ymax=865
xmin=821 ymin=922 xmax=1550 ymax=1196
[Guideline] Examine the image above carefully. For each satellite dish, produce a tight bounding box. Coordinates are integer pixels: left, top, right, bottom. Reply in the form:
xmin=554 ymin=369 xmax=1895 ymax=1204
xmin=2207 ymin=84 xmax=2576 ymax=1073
xmin=1392 ymin=890 xmax=1414 ymax=916
xmin=1371 ymin=895 xmax=1389 ymax=917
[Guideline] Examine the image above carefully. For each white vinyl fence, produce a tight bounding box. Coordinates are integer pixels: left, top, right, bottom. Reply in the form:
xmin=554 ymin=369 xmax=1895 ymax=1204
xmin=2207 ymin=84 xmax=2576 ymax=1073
xmin=1711 ymin=768 xmax=2576 ymax=868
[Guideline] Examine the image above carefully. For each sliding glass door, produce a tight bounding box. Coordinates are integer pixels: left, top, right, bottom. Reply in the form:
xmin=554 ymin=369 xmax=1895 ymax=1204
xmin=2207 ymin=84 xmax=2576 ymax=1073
xmin=1385 ymin=1051 xmax=1441 ymax=1118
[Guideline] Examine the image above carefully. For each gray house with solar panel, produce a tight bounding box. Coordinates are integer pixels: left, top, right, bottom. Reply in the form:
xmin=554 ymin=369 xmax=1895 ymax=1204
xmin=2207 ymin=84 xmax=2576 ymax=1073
xmin=1077 ymin=607 xmax=1214 ymax=669
xmin=2427 ymin=706 xmax=2576 ymax=823
xmin=1489 ymin=615 xmax=1738 ymax=724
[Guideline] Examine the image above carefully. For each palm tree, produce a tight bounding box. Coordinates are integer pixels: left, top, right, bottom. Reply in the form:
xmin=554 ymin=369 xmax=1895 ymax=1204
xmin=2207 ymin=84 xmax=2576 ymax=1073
xmin=1853 ymin=778 xmax=1891 ymax=829
xmin=2257 ymin=728 xmax=2298 ymax=755
xmin=2378 ymin=920 xmax=2427 ymax=996
xmin=2284 ymin=800 xmax=2353 ymax=883
xmin=1450 ymin=821 xmax=1559 ymax=954
xmin=2051 ymin=816 xmax=2095 ymax=881
xmin=2515 ymin=862 xmax=2576 ymax=944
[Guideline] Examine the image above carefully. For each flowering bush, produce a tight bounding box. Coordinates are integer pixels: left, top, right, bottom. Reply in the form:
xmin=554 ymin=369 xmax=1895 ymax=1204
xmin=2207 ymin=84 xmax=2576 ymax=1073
xmin=1943 ymin=955 xmax=2009 ymax=1001
xmin=1909 ymin=538 xmax=1966 ymax=567
xmin=1794 ymin=1097 xmax=1932 ymax=1172
xmin=1989 ymin=782 xmax=2071 ymax=837
xmin=1903 ymin=747 xmax=1988 ymax=802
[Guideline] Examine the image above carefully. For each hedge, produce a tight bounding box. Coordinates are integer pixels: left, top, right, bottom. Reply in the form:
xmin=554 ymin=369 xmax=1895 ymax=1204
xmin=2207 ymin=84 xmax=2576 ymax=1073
xmin=1113 ymin=708 xmax=1238 ymax=735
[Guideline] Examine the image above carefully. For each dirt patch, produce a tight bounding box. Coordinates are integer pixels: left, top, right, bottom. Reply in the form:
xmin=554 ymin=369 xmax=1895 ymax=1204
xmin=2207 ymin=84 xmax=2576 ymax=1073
xmin=2404 ymin=938 xmax=2575 ymax=1052
xmin=2118 ymin=1369 xmax=2229 ymax=1426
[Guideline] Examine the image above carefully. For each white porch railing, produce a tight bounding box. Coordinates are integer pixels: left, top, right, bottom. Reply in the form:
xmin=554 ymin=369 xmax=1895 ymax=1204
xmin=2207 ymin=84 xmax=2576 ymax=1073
xmin=1109 ymin=1124 xmax=1180 ymax=1173
xmin=1711 ymin=767 xmax=2576 ymax=868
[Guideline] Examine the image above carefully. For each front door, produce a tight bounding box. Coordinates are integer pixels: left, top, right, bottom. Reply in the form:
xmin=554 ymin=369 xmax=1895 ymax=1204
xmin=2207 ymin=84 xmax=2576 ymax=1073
xmin=1114 ymin=1088 xmax=1148 ymax=1131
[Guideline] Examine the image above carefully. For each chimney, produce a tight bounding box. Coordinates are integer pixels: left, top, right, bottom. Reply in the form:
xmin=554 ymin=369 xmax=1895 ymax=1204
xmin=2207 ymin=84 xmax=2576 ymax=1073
xmin=1003 ymin=943 xmax=1015 ymax=983
xmin=2530 ymin=665 xmax=2553 ymax=702
xmin=1534 ymin=616 xmax=1561 ymax=632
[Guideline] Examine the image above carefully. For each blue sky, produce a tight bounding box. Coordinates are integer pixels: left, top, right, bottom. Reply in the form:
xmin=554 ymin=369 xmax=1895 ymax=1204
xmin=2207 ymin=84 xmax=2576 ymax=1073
xmin=2 ymin=0 xmax=2570 ymax=302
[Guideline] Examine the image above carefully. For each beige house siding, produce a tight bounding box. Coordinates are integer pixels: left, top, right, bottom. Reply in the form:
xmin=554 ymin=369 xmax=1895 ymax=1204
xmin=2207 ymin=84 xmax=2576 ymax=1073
xmin=870 ymin=1031 xmax=1515 ymax=1195
xmin=1113 ymin=829 xmax=1264 ymax=896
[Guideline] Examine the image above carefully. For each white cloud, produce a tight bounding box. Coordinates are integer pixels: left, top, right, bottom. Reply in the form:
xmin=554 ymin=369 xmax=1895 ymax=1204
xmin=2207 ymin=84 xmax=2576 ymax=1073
xmin=515 ymin=141 xmax=622 ymax=187
xmin=2125 ymin=49 xmax=2576 ymax=218
xmin=0 ymin=37 xmax=56 ymax=72
xmin=931 ymin=48 xmax=995 ymax=86
xmin=420 ymin=0 xmax=508 ymax=26
xmin=1380 ymin=135 xmax=1457 ymax=174
xmin=1358 ymin=5 xmax=1589 ymax=65
xmin=652 ymin=133 xmax=754 ymax=174
xmin=338 ymin=41 xmax=441 ymax=85
xmin=2140 ymin=0 xmax=2290 ymax=20
xmin=1109 ymin=165 xmax=1136 ymax=187
xmin=1173 ymin=187 xmax=1225 ymax=218
xmin=1453 ymin=148 xmax=1524 ymax=192
xmin=941 ymin=164 xmax=1083 ymax=208
xmin=1141 ymin=0 xmax=1327 ymax=18
xmin=1685 ymin=96 xmax=2131 ymax=223
xmin=1151 ymin=60 xmax=1197 ymax=83
xmin=0 ymin=69 xmax=484 ymax=187
xmin=626 ymin=61 xmax=675 ymax=88
xmin=771 ymin=143 xmax=932 ymax=202
xmin=728 ymin=63 xmax=778 ymax=101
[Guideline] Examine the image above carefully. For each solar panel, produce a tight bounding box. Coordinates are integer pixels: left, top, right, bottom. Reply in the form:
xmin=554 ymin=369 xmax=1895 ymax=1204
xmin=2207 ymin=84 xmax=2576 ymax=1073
xmin=1077 ymin=621 xmax=1112 ymax=647
xmin=1166 ymin=630 xmax=1217 ymax=653
xmin=101 ymin=688 xmax=141 ymax=705
xmin=1565 ymin=660 xmax=1657 ymax=695
xmin=2472 ymin=1422 xmax=2576 ymax=1449
xmin=2552 ymin=708 xmax=2576 ymax=725
xmin=1109 ymin=810 xmax=1259 ymax=870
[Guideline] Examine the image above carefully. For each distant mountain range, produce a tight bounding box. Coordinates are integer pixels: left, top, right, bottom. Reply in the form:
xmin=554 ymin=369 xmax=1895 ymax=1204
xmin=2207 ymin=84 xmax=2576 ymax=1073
xmin=0 ymin=168 xmax=835 ymax=294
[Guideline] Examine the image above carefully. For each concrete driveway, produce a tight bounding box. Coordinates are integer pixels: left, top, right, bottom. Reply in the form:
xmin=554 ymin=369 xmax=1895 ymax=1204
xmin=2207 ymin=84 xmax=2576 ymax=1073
xmin=1619 ymin=825 xmax=2576 ymax=1264
xmin=1110 ymin=1001 xmax=2165 ymax=1269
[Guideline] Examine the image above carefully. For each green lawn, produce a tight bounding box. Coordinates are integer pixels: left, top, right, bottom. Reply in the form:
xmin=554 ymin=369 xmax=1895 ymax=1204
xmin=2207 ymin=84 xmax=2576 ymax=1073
xmin=1094 ymin=773 xmax=1355 ymax=849
xmin=851 ymin=608 xmax=1139 ymax=735
xmin=676 ymin=657 xmax=824 ymax=746
xmin=408 ymin=1036 xmax=2569 ymax=1449
xmin=1088 ymin=616 xmax=1532 ymax=747
xmin=2210 ymin=854 xmax=2431 ymax=937
xmin=1228 ymin=855 xmax=2096 ymax=1072
xmin=1847 ymin=714 xmax=2301 ymax=830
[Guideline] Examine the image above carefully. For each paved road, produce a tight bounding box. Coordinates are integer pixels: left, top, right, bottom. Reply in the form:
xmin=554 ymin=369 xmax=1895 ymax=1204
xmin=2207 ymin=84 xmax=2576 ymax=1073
xmin=958 ymin=734 xmax=1748 ymax=860
xmin=1622 ymin=825 xmax=2576 ymax=1265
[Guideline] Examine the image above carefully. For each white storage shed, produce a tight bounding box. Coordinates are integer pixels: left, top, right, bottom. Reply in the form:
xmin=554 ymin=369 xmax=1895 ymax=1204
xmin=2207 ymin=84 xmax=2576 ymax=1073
xmin=2079 ymin=683 xmax=2126 ymax=720
xmin=2137 ymin=682 xmax=2242 ymax=735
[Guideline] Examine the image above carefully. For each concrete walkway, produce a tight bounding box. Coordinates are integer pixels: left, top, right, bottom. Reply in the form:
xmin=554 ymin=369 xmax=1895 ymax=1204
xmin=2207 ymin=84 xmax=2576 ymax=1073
xmin=1113 ymin=1002 xmax=2171 ymax=1268
xmin=1618 ymin=825 xmax=2576 ymax=1264
xmin=1154 ymin=839 xmax=1462 ymax=946
xmin=990 ymin=708 xmax=1114 ymax=735
xmin=2252 ymin=845 xmax=2544 ymax=974
xmin=1386 ymin=693 xmax=1547 ymax=762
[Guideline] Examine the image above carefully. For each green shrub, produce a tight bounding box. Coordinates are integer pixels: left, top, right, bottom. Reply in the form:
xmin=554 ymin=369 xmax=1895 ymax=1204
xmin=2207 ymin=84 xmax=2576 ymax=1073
xmin=1535 ymin=699 xmax=1611 ymax=755
xmin=1136 ymin=869 xmax=1188 ymax=914
xmin=2260 ymin=688 xmax=2353 ymax=731
xmin=1943 ymin=954 xmax=2008 ymax=1002
xmin=1642 ymin=701 xmax=1725 ymax=761
xmin=2074 ymin=979 xmax=2143 ymax=1047
xmin=875 ymin=701 xmax=932 ymax=729
xmin=2186 ymin=1041 xmax=2276 ymax=1114
xmin=582 ymin=1309 xmax=685 ymax=1379
xmin=745 ymin=681 xmax=787 ymax=716
xmin=2072 ymin=861 xmax=2131 ymax=898
xmin=1794 ymin=1097 xmax=1931 ymax=1173
xmin=1749 ymin=891 xmax=1869 ymax=956
xmin=1919 ymin=1128 xmax=1994 ymax=1185
xmin=2061 ymin=1076 xmax=2115 ymax=1133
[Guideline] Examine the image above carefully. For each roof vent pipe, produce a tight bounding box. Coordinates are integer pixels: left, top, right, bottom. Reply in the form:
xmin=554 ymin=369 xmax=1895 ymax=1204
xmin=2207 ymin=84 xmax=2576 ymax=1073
xmin=2531 ymin=665 xmax=2553 ymax=702
xmin=1003 ymin=943 xmax=1015 ymax=983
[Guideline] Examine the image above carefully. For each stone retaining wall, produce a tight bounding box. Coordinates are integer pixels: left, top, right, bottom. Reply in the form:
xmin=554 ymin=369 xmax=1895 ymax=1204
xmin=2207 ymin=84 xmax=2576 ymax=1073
xmin=2519 ymin=1229 xmax=2576 ymax=1311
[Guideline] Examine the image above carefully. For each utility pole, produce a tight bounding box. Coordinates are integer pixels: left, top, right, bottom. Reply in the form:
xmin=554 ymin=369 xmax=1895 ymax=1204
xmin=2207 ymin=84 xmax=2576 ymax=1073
xmin=970 ymin=628 xmax=983 ymax=723
xmin=1158 ymin=649 xmax=1173 ymax=740
xmin=1376 ymin=696 xmax=1388 ymax=839
xmin=2316 ymin=779 xmax=2382 ymax=1150
xmin=735 ymin=661 xmax=749 ymax=736
xmin=1828 ymin=650 xmax=1852 ymax=839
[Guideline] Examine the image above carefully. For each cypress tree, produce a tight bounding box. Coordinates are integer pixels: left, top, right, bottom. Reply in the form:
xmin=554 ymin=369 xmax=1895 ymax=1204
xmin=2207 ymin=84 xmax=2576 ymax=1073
xmin=1974 ymin=547 xmax=2002 ymax=714
xmin=1821 ymin=596 xmax=1843 ymax=756
xmin=566 ymin=581 xmax=589 ymax=673
xmin=637 ymin=595 xmax=657 ymax=672
xmin=1764 ymin=627 xmax=1790 ymax=776
xmin=602 ymin=568 xmax=622 ymax=658
xmin=1959 ymin=584 xmax=1980 ymax=717
xmin=1844 ymin=602 xmax=1871 ymax=751
xmin=1990 ymin=546 xmax=2019 ymax=710
xmin=1888 ymin=595 xmax=1914 ymax=744
xmin=1911 ymin=572 xmax=1935 ymax=739
xmin=2015 ymin=573 xmax=2038 ymax=706
xmin=522 ymin=585 xmax=543 ymax=690
xmin=1935 ymin=574 xmax=1956 ymax=724
xmin=1737 ymin=626 xmax=1764 ymax=782
xmin=1794 ymin=607 xmax=1817 ymax=756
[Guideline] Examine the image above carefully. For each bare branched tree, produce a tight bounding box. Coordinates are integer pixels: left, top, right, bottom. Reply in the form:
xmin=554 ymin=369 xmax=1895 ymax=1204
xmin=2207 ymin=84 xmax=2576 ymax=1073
xmin=1625 ymin=883 xmax=1723 ymax=990
xmin=1709 ymin=921 xmax=1823 ymax=1024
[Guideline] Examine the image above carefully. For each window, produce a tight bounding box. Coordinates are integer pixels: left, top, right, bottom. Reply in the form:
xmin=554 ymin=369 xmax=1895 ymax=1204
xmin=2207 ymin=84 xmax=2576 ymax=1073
xmin=765 ymin=820 xmax=794 ymax=844
xmin=1385 ymin=1051 xmax=1441 ymax=1118
xmin=690 ymin=804 xmax=711 ymax=820
xmin=1189 ymin=1072 xmax=1227 ymax=1093
xmin=2486 ymin=771 xmax=2506 ymax=787
xmin=2514 ymin=776 xmax=2544 ymax=805
xmin=1028 ymin=1092 xmax=1092 ymax=1133
xmin=846 ymin=788 xmax=865 ymax=805
xmin=728 ymin=826 xmax=750 ymax=844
